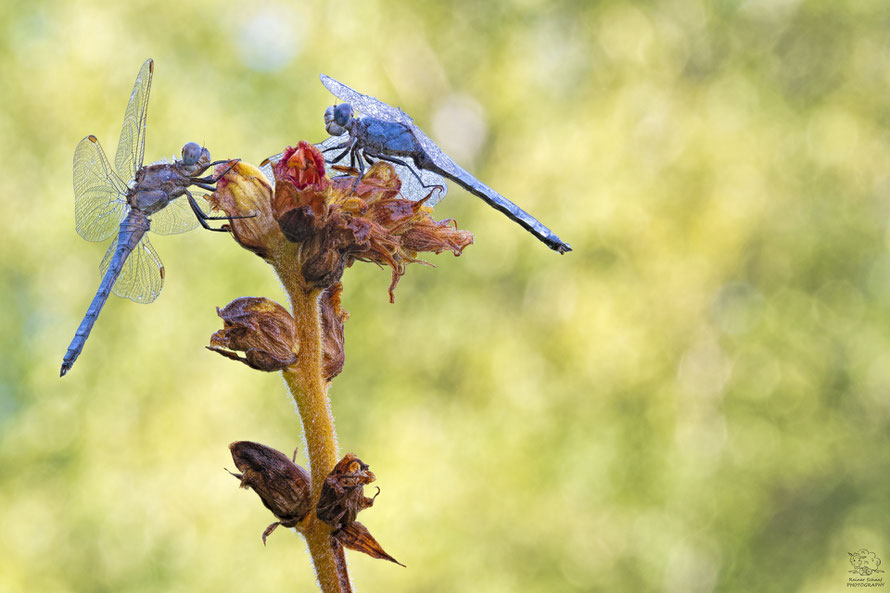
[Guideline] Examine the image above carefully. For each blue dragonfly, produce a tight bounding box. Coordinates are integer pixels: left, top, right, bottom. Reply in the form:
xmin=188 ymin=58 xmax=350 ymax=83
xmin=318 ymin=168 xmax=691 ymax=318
xmin=264 ymin=75 xmax=571 ymax=254
xmin=60 ymin=59 xmax=240 ymax=377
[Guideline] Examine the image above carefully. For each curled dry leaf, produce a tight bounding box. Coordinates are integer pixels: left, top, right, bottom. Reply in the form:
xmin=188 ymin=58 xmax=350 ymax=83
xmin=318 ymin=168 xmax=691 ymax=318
xmin=228 ymin=441 xmax=312 ymax=544
xmin=316 ymin=453 xmax=378 ymax=531
xmin=208 ymin=297 xmax=298 ymax=372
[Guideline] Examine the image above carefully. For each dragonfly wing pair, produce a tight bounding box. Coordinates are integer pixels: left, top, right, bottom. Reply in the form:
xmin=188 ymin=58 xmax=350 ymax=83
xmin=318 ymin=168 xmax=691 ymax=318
xmin=72 ymin=58 xmax=199 ymax=304
xmin=318 ymin=74 xmax=571 ymax=253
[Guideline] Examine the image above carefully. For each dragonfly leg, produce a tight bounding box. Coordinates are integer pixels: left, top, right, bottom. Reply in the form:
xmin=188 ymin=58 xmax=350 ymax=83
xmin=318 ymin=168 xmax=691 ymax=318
xmin=183 ymin=190 xmax=253 ymax=232
xmin=371 ymin=154 xmax=446 ymax=196
xmin=327 ymin=144 xmax=352 ymax=165
xmin=192 ymin=159 xmax=241 ymax=184
xmin=349 ymin=146 xmax=366 ymax=192
xmin=321 ymin=140 xmax=351 ymax=156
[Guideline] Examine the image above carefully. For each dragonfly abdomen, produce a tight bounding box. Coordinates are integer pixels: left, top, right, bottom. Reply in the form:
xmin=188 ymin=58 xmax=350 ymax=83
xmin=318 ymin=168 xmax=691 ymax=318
xmin=60 ymin=210 xmax=150 ymax=376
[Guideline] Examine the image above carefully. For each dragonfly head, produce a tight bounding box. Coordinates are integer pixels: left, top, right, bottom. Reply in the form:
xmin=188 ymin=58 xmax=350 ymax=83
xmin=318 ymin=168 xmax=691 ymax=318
xmin=179 ymin=142 xmax=212 ymax=176
xmin=324 ymin=103 xmax=353 ymax=136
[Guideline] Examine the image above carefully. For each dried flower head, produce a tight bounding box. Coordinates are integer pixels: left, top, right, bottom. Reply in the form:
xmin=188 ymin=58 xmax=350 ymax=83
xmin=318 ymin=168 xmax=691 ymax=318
xmin=208 ymin=297 xmax=298 ymax=371
xmin=228 ymin=441 xmax=312 ymax=544
xmin=316 ymin=453 xmax=379 ymax=531
xmin=208 ymin=143 xmax=473 ymax=300
xmin=267 ymin=142 xmax=473 ymax=298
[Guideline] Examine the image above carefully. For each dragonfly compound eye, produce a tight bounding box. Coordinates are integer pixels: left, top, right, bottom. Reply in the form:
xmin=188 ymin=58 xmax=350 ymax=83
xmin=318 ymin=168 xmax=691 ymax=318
xmin=333 ymin=103 xmax=353 ymax=127
xmin=181 ymin=142 xmax=203 ymax=166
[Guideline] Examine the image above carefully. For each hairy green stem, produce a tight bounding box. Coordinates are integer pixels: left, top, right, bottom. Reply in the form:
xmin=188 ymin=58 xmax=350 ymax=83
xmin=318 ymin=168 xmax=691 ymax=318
xmin=276 ymin=256 xmax=348 ymax=593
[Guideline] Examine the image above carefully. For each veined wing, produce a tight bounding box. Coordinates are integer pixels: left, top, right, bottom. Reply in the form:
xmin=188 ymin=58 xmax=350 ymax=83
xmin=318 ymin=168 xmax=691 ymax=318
xmin=73 ymin=135 xmax=129 ymax=242
xmin=150 ymin=196 xmax=200 ymax=235
xmin=100 ymin=233 xmax=164 ymax=303
xmin=391 ymin=157 xmax=448 ymax=207
xmin=259 ymin=152 xmax=283 ymax=185
xmin=408 ymin=120 xmax=572 ymax=252
xmin=115 ymin=58 xmax=154 ymax=181
xmin=320 ymin=74 xmax=414 ymax=127
xmin=404 ymin=121 xmax=498 ymax=204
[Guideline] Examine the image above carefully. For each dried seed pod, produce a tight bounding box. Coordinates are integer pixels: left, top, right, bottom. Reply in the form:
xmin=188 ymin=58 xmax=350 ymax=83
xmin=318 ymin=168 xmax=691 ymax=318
xmin=316 ymin=453 xmax=378 ymax=531
xmin=229 ymin=441 xmax=312 ymax=544
xmin=208 ymin=297 xmax=299 ymax=372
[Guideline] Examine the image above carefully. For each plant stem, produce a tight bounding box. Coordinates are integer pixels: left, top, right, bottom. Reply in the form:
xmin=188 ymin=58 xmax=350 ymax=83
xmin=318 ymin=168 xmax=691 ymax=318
xmin=277 ymin=257 xmax=347 ymax=593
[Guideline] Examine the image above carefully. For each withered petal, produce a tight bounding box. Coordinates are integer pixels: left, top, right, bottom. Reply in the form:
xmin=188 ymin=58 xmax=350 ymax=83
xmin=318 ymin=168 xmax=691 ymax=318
xmin=400 ymin=218 xmax=475 ymax=255
xmin=334 ymin=522 xmax=405 ymax=567
xmin=320 ymin=283 xmax=349 ymax=382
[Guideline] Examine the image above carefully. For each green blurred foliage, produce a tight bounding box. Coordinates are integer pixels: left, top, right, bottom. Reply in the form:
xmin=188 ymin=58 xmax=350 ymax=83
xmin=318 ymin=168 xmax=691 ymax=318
xmin=1 ymin=0 xmax=889 ymax=591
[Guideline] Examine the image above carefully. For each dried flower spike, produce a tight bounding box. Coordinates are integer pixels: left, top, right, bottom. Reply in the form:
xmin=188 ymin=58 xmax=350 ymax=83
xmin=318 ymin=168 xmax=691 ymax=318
xmin=208 ymin=297 xmax=299 ymax=372
xmin=228 ymin=441 xmax=312 ymax=544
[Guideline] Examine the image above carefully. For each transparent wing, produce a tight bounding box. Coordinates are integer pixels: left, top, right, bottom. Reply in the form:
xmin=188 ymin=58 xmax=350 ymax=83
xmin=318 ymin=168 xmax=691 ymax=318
xmin=387 ymin=154 xmax=448 ymax=206
xmin=115 ymin=58 xmax=154 ymax=181
xmin=100 ymin=234 xmax=164 ymax=303
xmin=407 ymin=120 xmax=569 ymax=251
xmin=150 ymin=195 xmax=200 ymax=235
xmin=320 ymin=74 xmax=414 ymax=126
xmin=73 ymin=135 xmax=130 ymax=242
xmin=259 ymin=151 xmax=283 ymax=185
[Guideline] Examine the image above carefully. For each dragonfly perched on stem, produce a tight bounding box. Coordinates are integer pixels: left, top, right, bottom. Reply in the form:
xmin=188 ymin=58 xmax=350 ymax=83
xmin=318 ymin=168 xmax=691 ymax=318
xmin=263 ymin=74 xmax=571 ymax=254
xmin=60 ymin=59 xmax=245 ymax=377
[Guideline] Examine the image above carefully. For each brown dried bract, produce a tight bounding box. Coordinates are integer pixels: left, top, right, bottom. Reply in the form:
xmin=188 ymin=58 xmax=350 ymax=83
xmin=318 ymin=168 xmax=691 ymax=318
xmin=320 ymin=283 xmax=349 ymax=382
xmin=207 ymin=297 xmax=298 ymax=372
xmin=228 ymin=441 xmax=312 ymax=544
xmin=316 ymin=453 xmax=379 ymax=531
xmin=206 ymin=161 xmax=283 ymax=260
xmin=334 ymin=521 xmax=405 ymax=567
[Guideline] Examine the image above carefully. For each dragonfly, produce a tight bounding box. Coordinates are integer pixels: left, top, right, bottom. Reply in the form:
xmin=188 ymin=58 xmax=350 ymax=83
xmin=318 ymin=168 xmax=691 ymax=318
xmin=60 ymin=59 xmax=241 ymax=377
xmin=263 ymin=75 xmax=571 ymax=254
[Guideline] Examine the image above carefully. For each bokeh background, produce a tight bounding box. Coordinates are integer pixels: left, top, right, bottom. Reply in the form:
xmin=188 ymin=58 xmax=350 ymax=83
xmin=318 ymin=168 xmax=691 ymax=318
xmin=2 ymin=1 xmax=889 ymax=591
